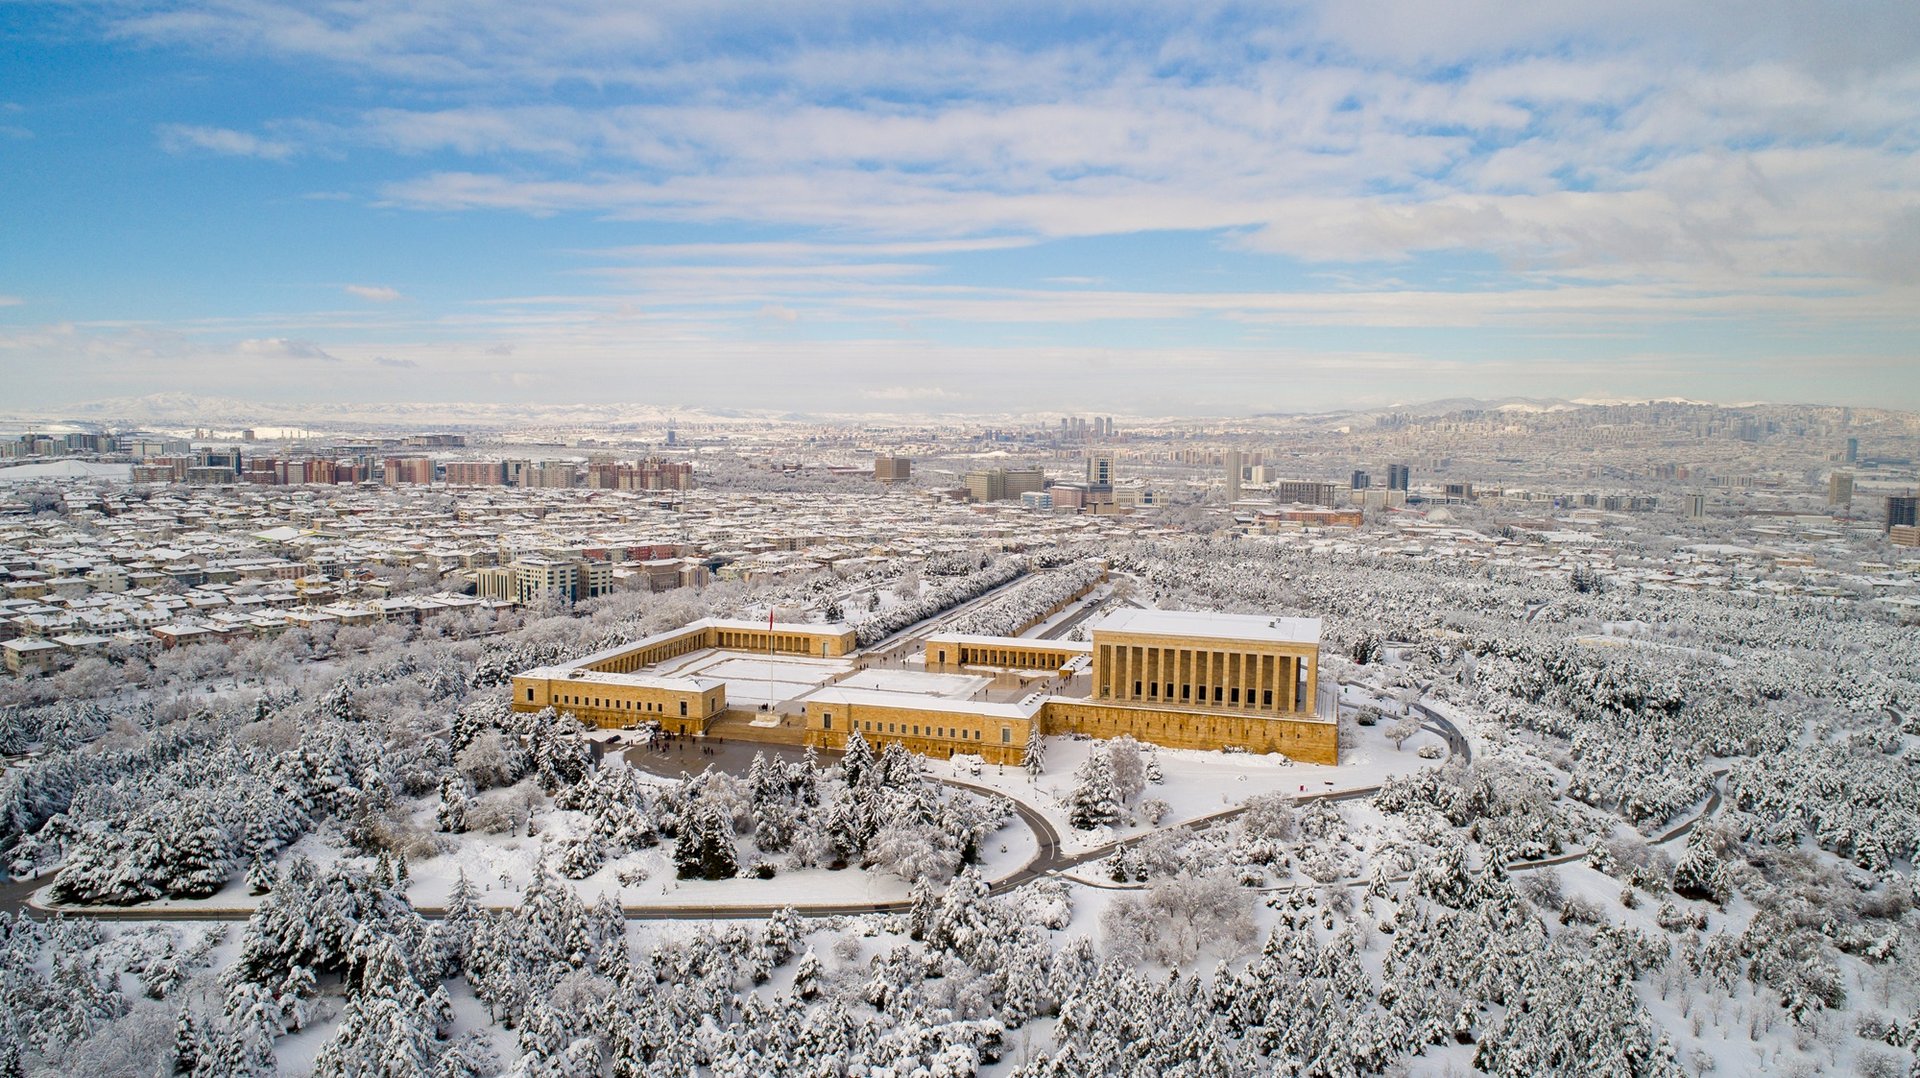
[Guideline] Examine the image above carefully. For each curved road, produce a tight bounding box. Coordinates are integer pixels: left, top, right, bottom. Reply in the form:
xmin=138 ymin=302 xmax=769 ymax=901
xmin=1411 ymin=702 xmax=1471 ymax=764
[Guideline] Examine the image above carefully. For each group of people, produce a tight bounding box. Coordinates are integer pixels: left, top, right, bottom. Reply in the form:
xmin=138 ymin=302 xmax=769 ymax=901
xmin=646 ymin=728 xmax=723 ymax=756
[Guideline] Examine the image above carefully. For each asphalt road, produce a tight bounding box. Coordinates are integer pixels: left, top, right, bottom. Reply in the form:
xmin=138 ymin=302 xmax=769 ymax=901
xmin=1411 ymin=701 xmax=1471 ymax=764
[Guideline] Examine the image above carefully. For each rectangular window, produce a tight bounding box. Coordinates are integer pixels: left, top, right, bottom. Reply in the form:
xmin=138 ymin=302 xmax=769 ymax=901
xmin=1134 ymin=681 xmax=1142 ymax=695
xmin=1214 ymin=687 xmax=1223 ymax=702
xmin=823 ymin=714 xmax=832 ymax=730
xmin=679 ymin=701 xmax=688 ymax=716
xmin=1263 ymin=690 xmax=1273 ymax=706
xmin=1181 ymin=685 xmax=1190 ymax=700
xmin=1001 ymin=727 xmax=1011 ymax=743
xmin=1231 ymin=688 xmax=1240 ymax=703
xmin=526 ymin=688 xmax=534 ymax=701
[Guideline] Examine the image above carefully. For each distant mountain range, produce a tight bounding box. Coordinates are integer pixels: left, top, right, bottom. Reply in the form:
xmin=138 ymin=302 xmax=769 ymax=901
xmin=1255 ymin=395 xmax=1765 ymax=422
xmin=0 ymin=395 xmax=783 ymax=432
xmin=0 ymin=392 xmax=1864 ymax=434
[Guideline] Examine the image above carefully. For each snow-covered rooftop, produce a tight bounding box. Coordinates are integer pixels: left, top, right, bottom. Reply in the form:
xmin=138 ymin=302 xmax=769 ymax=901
xmin=805 ymin=686 xmax=1044 ymax=720
xmin=923 ymin=632 xmax=1093 ymax=651
xmin=519 ymin=667 xmax=721 ymax=693
xmin=1089 ymin=607 xmax=1322 ymax=646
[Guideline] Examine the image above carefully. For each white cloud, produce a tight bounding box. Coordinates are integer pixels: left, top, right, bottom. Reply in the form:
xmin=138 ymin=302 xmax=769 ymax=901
xmin=584 ymin=237 xmax=1035 ymax=261
xmin=0 ymin=295 xmax=22 ymax=307
xmin=236 ymin=337 xmax=339 ymax=361
xmin=41 ymin=1 xmax=1918 ymax=410
xmin=157 ymin=123 xmax=298 ymax=160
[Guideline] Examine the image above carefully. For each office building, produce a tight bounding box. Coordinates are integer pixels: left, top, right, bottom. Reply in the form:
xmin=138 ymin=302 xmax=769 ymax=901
xmin=1828 ymin=473 xmax=1854 ymax=506
xmin=1271 ymin=480 xmax=1341 ymax=507
xmin=480 ymin=557 xmax=617 ymax=604
xmin=1086 ymin=451 xmax=1114 ymax=491
xmin=1890 ymin=495 xmax=1919 ymax=533
xmin=964 ymin=467 xmax=1045 ymax=503
xmin=1387 ymin=463 xmax=1411 ymax=492
xmin=1225 ymin=450 xmax=1244 ymax=502
xmin=874 ymin=456 xmax=913 ymax=484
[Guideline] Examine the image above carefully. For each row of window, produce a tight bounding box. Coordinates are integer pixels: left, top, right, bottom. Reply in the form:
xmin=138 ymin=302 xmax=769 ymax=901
xmin=533 ymin=687 xmax=690 ymax=716
xmin=950 ymin=647 xmax=1071 ymax=666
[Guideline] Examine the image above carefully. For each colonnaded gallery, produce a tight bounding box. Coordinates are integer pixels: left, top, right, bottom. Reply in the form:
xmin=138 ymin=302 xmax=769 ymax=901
xmin=511 ymin=608 xmax=1337 ymax=765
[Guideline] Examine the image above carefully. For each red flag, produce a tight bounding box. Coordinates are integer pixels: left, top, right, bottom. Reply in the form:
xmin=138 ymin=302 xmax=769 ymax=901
xmin=768 ymin=609 xmax=774 ymax=630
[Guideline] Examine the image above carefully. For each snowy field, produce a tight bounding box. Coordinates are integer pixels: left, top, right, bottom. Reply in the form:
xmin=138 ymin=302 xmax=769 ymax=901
xmin=648 ymin=651 xmax=853 ymax=707
xmin=0 ymin=459 xmax=132 ymax=482
xmin=830 ymin=668 xmax=990 ymax=696
xmin=955 ymin=718 xmax=1449 ymax=856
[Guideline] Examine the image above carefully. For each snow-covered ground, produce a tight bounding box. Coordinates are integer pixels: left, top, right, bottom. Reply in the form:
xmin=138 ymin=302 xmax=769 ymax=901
xmin=0 ymin=460 xmax=132 ymax=482
xmin=831 ymin=668 xmax=990 ymax=696
xmin=940 ymin=718 xmax=1446 ymax=857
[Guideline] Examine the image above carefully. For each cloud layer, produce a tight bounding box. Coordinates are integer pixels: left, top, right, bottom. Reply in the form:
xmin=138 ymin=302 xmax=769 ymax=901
xmin=1 ymin=1 xmax=1915 ymax=411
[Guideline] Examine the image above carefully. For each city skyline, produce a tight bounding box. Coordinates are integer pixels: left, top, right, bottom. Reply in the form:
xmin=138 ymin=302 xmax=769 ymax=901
xmin=3 ymin=1 xmax=1918 ymax=413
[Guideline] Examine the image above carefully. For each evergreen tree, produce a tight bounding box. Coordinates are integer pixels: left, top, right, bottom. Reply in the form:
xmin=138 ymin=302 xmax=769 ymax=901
xmin=841 ymin=729 xmax=875 ymax=789
xmin=436 ymin=775 xmax=470 ymax=834
xmin=245 ymin=852 xmax=274 ymax=897
xmin=793 ymin=948 xmax=822 ymax=1000
xmin=172 ymin=1009 xmax=208 ymax=1077
xmin=1022 ymin=736 xmax=1046 ymax=781
xmin=314 ymin=937 xmax=439 ymax=1078
xmin=674 ymin=801 xmax=739 ymax=880
xmin=1067 ymin=754 xmax=1123 ymax=830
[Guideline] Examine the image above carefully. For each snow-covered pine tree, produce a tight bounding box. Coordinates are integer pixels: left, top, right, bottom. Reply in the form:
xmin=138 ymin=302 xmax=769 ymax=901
xmin=673 ymin=801 xmax=739 ymax=880
xmin=793 ymin=947 xmax=822 ymax=1000
xmin=1067 ymin=753 xmax=1123 ymax=831
xmin=1022 ymin=736 xmax=1046 ymax=781
xmin=841 ymin=729 xmax=875 ymax=788
xmin=245 ymin=852 xmax=274 ymax=897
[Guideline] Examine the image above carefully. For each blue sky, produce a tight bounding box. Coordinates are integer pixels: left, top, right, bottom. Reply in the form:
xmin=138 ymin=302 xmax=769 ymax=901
xmin=2 ymin=1 xmax=1917 ymax=415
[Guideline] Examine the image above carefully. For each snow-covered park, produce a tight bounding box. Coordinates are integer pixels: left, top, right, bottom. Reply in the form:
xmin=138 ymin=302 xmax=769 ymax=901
xmin=5 ymin=519 xmax=1920 ymax=1077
